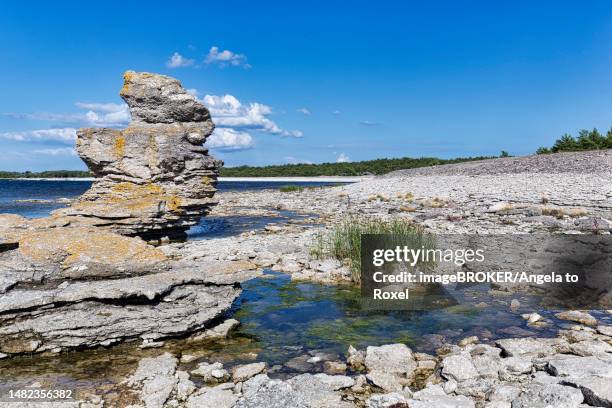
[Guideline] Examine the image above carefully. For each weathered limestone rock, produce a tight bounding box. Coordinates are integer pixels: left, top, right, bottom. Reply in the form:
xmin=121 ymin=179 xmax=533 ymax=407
xmin=364 ymin=343 xmax=417 ymax=376
xmin=0 ymin=72 xmax=262 ymax=357
xmin=0 ymin=266 xmax=245 ymax=354
xmin=54 ymin=71 xmax=220 ymax=239
xmin=235 ymin=373 xmax=354 ymax=408
xmin=511 ymin=383 xmax=584 ymax=408
xmin=0 ymin=219 xmax=257 ymax=355
xmin=555 ymin=310 xmax=598 ymax=327
xmin=546 ymin=355 xmax=612 ymax=378
xmin=366 ymin=370 xmax=404 ymax=392
xmin=186 ymin=387 xmax=238 ymax=408
xmin=188 ymin=318 xmax=240 ymax=342
xmin=125 ymin=352 xmax=179 ymax=408
xmin=191 ymin=362 xmax=230 ymax=382
xmin=232 ymin=362 xmax=266 ymax=382
xmin=441 ymin=352 xmax=480 ymax=382
xmin=367 ymin=392 xmax=409 ymax=408
xmin=495 ymin=337 xmax=569 ymax=359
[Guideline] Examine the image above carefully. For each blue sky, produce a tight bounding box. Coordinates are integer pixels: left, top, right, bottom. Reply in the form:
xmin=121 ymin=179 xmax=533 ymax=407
xmin=1 ymin=1 xmax=612 ymax=171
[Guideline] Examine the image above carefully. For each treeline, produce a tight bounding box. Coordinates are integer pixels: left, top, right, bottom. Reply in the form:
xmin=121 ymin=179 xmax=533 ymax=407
xmin=536 ymin=128 xmax=612 ymax=154
xmin=0 ymin=170 xmax=92 ymax=179
xmin=219 ymin=156 xmax=495 ymax=177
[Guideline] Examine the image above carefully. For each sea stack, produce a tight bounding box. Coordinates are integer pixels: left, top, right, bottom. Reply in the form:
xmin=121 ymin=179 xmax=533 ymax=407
xmin=0 ymin=72 xmax=258 ymax=355
xmin=55 ymin=71 xmax=220 ymax=239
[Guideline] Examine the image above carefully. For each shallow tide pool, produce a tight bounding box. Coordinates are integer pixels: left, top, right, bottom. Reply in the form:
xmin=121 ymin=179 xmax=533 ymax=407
xmin=3 ymin=270 xmax=605 ymax=399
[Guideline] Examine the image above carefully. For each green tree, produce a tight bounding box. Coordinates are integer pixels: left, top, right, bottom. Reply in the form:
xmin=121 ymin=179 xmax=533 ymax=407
xmin=536 ymin=147 xmax=551 ymax=155
xmin=551 ymin=134 xmax=578 ymax=152
xmin=576 ymin=128 xmax=605 ymax=150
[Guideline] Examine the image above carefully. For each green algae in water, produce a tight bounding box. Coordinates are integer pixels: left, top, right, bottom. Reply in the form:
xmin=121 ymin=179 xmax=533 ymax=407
xmin=227 ymin=271 xmax=561 ymax=366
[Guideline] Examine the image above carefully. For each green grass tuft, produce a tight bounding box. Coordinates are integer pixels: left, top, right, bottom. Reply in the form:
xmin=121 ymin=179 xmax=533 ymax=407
xmin=279 ymin=185 xmax=304 ymax=193
xmin=311 ymin=216 xmax=434 ymax=283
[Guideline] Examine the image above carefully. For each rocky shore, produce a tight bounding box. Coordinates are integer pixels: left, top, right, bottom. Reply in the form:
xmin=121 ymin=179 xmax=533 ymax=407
xmin=168 ymin=150 xmax=611 ymax=287
xmin=41 ymin=320 xmax=611 ymax=408
xmin=0 ymin=68 xmax=610 ymax=408
xmin=109 ymin=149 xmax=609 ymax=408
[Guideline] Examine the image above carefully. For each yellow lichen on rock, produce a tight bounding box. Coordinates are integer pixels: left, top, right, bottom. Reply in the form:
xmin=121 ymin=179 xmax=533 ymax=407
xmin=120 ymin=71 xmax=134 ymax=96
xmin=17 ymin=227 xmax=167 ymax=268
xmin=167 ymin=196 xmax=183 ymax=213
xmin=111 ymin=182 xmax=163 ymax=196
xmin=113 ymin=136 xmax=126 ymax=157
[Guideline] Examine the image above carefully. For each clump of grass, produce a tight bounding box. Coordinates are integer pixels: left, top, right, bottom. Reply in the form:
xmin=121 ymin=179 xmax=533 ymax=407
xmin=366 ymin=193 xmax=389 ymax=202
xmin=542 ymin=206 xmax=565 ymax=219
xmin=306 ymin=185 xmax=335 ymax=191
xmin=540 ymin=194 xmax=550 ymax=204
xmin=396 ymin=192 xmax=414 ymax=201
xmin=422 ymin=197 xmax=447 ymax=208
xmin=279 ymin=185 xmax=304 ymax=193
xmin=567 ymin=208 xmax=588 ymax=218
xmin=311 ymin=217 xmax=434 ymax=283
xmin=337 ymin=191 xmax=348 ymax=197
xmin=400 ymin=205 xmax=418 ymax=212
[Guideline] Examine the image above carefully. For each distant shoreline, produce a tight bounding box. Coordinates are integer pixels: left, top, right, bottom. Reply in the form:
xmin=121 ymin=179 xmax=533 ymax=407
xmin=2 ymin=176 xmax=370 ymax=182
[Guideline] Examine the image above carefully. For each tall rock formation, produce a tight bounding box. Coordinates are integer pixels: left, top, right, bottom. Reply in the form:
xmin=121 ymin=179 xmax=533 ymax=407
xmin=0 ymin=72 xmax=258 ymax=357
xmin=54 ymin=71 xmax=220 ymax=239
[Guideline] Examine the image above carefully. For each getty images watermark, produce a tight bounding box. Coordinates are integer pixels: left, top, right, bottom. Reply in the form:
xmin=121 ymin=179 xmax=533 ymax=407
xmin=360 ymin=234 xmax=611 ymax=310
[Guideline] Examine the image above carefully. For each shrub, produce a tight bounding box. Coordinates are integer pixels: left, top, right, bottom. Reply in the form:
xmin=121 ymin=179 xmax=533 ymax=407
xmin=542 ymin=206 xmax=565 ymax=219
xmin=567 ymin=208 xmax=588 ymax=218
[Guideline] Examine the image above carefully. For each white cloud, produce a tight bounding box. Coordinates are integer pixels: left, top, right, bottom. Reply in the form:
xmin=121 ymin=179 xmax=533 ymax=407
xmin=74 ymin=102 xmax=124 ymax=113
xmin=186 ymin=88 xmax=200 ymax=97
xmin=5 ymin=112 xmax=83 ymax=122
xmin=297 ymin=107 xmax=311 ymax=115
xmin=206 ymin=128 xmax=254 ymax=151
xmin=202 ymin=94 xmax=302 ymax=137
xmin=360 ymin=120 xmax=379 ymax=126
xmin=77 ymin=102 xmax=130 ymax=127
xmin=205 ymin=46 xmax=250 ymax=68
xmin=81 ymin=103 xmax=130 ymax=127
xmin=332 ymin=110 xmax=342 ymax=115
xmin=5 ymin=103 xmax=130 ymax=128
xmin=336 ymin=152 xmax=350 ymax=163
xmin=33 ymin=147 xmax=77 ymax=156
xmin=0 ymin=128 xmax=77 ymax=144
xmin=166 ymin=52 xmax=195 ymax=68
xmin=284 ymin=156 xmax=313 ymax=164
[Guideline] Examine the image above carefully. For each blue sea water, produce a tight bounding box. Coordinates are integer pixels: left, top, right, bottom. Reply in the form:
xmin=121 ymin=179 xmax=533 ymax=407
xmin=0 ymin=179 xmax=344 ymax=219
